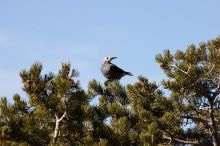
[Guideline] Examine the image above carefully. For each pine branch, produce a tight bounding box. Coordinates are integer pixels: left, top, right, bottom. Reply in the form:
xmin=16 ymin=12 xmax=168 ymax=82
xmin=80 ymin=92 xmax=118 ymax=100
xmin=170 ymin=64 xmax=216 ymax=87
xmin=207 ymin=98 xmax=220 ymax=146
xmin=198 ymin=106 xmax=210 ymax=111
xmin=216 ymin=76 xmax=220 ymax=94
xmin=162 ymin=128 xmax=199 ymax=145
xmin=170 ymin=64 xmax=189 ymax=75
xmin=203 ymin=64 xmax=215 ymax=78
xmin=53 ymin=111 xmax=67 ymax=143
xmin=169 ymin=64 xmax=194 ymax=80
xmin=183 ymin=115 xmax=210 ymax=128
xmin=163 ymin=135 xmax=199 ymax=145
xmin=57 ymin=111 xmax=67 ymax=123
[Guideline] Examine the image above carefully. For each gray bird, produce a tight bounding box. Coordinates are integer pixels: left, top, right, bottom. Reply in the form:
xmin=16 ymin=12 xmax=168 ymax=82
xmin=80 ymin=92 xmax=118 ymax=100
xmin=101 ymin=56 xmax=133 ymax=80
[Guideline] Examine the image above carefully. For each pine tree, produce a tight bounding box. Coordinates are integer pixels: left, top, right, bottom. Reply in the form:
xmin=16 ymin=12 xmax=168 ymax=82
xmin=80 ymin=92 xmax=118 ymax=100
xmin=0 ymin=94 xmax=49 ymax=146
xmin=1 ymin=36 xmax=220 ymax=145
xmin=156 ymin=36 xmax=220 ymax=146
xmin=126 ymin=76 xmax=175 ymax=146
xmin=88 ymin=77 xmax=176 ymax=146
xmin=0 ymin=62 xmax=93 ymax=145
xmin=88 ymin=80 xmax=127 ymax=145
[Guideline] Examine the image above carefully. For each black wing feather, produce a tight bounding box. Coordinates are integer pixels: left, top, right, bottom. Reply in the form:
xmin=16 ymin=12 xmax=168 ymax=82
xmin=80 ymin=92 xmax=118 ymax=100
xmin=109 ymin=63 xmax=127 ymax=74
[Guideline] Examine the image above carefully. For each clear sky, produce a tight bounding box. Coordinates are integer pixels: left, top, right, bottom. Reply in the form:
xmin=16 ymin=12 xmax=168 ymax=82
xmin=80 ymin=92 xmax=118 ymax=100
xmin=1 ymin=0 xmax=220 ymax=102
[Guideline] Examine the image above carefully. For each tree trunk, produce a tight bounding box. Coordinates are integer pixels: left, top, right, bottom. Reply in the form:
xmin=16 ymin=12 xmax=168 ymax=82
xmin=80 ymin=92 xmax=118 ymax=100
xmin=53 ymin=112 xmax=66 ymax=143
xmin=208 ymin=98 xmax=220 ymax=146
xmin=53 ymin=118 xmax=60 ymax=143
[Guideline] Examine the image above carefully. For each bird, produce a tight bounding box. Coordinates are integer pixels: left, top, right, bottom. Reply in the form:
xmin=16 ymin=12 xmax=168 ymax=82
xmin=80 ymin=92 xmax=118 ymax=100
xmin=101 ymin=56 xmax=133 ymax=80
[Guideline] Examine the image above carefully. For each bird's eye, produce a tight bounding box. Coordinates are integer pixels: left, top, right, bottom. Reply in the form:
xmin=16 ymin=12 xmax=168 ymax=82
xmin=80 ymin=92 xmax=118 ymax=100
xmin=106 ymin=57 xmax=109 ymax=59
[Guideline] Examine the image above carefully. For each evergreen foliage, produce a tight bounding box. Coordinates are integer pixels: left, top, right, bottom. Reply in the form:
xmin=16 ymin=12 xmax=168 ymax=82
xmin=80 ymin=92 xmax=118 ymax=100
xmin=155 ymin=36 xmax=220 ymax=146
xmin=0 ymin=36 xmax=220 ymax=145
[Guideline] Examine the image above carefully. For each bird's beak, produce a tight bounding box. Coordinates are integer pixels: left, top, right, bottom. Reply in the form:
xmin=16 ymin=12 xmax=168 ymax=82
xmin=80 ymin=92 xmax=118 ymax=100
xmin=110 ymin=57 xmax=117 ymax=61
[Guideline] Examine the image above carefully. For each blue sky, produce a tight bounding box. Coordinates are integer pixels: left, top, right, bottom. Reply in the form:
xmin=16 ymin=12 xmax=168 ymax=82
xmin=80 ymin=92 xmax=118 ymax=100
xmin=1 ymin=0 xmax=220 ymax=102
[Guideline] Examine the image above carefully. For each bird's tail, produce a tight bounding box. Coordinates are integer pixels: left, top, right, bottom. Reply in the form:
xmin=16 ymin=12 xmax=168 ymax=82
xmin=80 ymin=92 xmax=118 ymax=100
xmin=126 ymin=72 xmax=133 ymax=76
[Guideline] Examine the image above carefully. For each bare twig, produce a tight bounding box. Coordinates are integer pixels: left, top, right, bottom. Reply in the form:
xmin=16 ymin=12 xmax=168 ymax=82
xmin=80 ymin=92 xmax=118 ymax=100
xmin=53 ymin=111 xmax=67 ymax=143
xmin=204 ymin=65 xmax=215 ymax=78
xmin=186 ymin=64 xmax=192 ymax=74
xmin=170 ymin=64 xmax=195 ymax=81
xmin=170 ymin=64 xmax=188 ymax=75
xmin=163 ymin=135 xmax=199 ymax=144
xmin=58 ymin=111 xmax=67 ymax=122
xmin=198 ymin=106 xmax=210 ymax=111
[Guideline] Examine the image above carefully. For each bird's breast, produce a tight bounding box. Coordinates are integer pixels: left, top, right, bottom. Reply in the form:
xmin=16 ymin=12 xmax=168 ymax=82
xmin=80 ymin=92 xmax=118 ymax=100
xmin=101 ymin=64 xmax=111 ymax=77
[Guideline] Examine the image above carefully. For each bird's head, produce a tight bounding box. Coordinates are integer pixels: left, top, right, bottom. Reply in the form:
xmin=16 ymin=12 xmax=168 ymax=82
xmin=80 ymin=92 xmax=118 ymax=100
xmin=102 ymin=56 xmax=117 ymax=64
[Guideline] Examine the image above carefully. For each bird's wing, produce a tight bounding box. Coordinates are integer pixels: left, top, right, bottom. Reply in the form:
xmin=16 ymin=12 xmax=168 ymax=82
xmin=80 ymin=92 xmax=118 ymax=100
xmin=109 ymin=63 xmax=127 ymax=74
